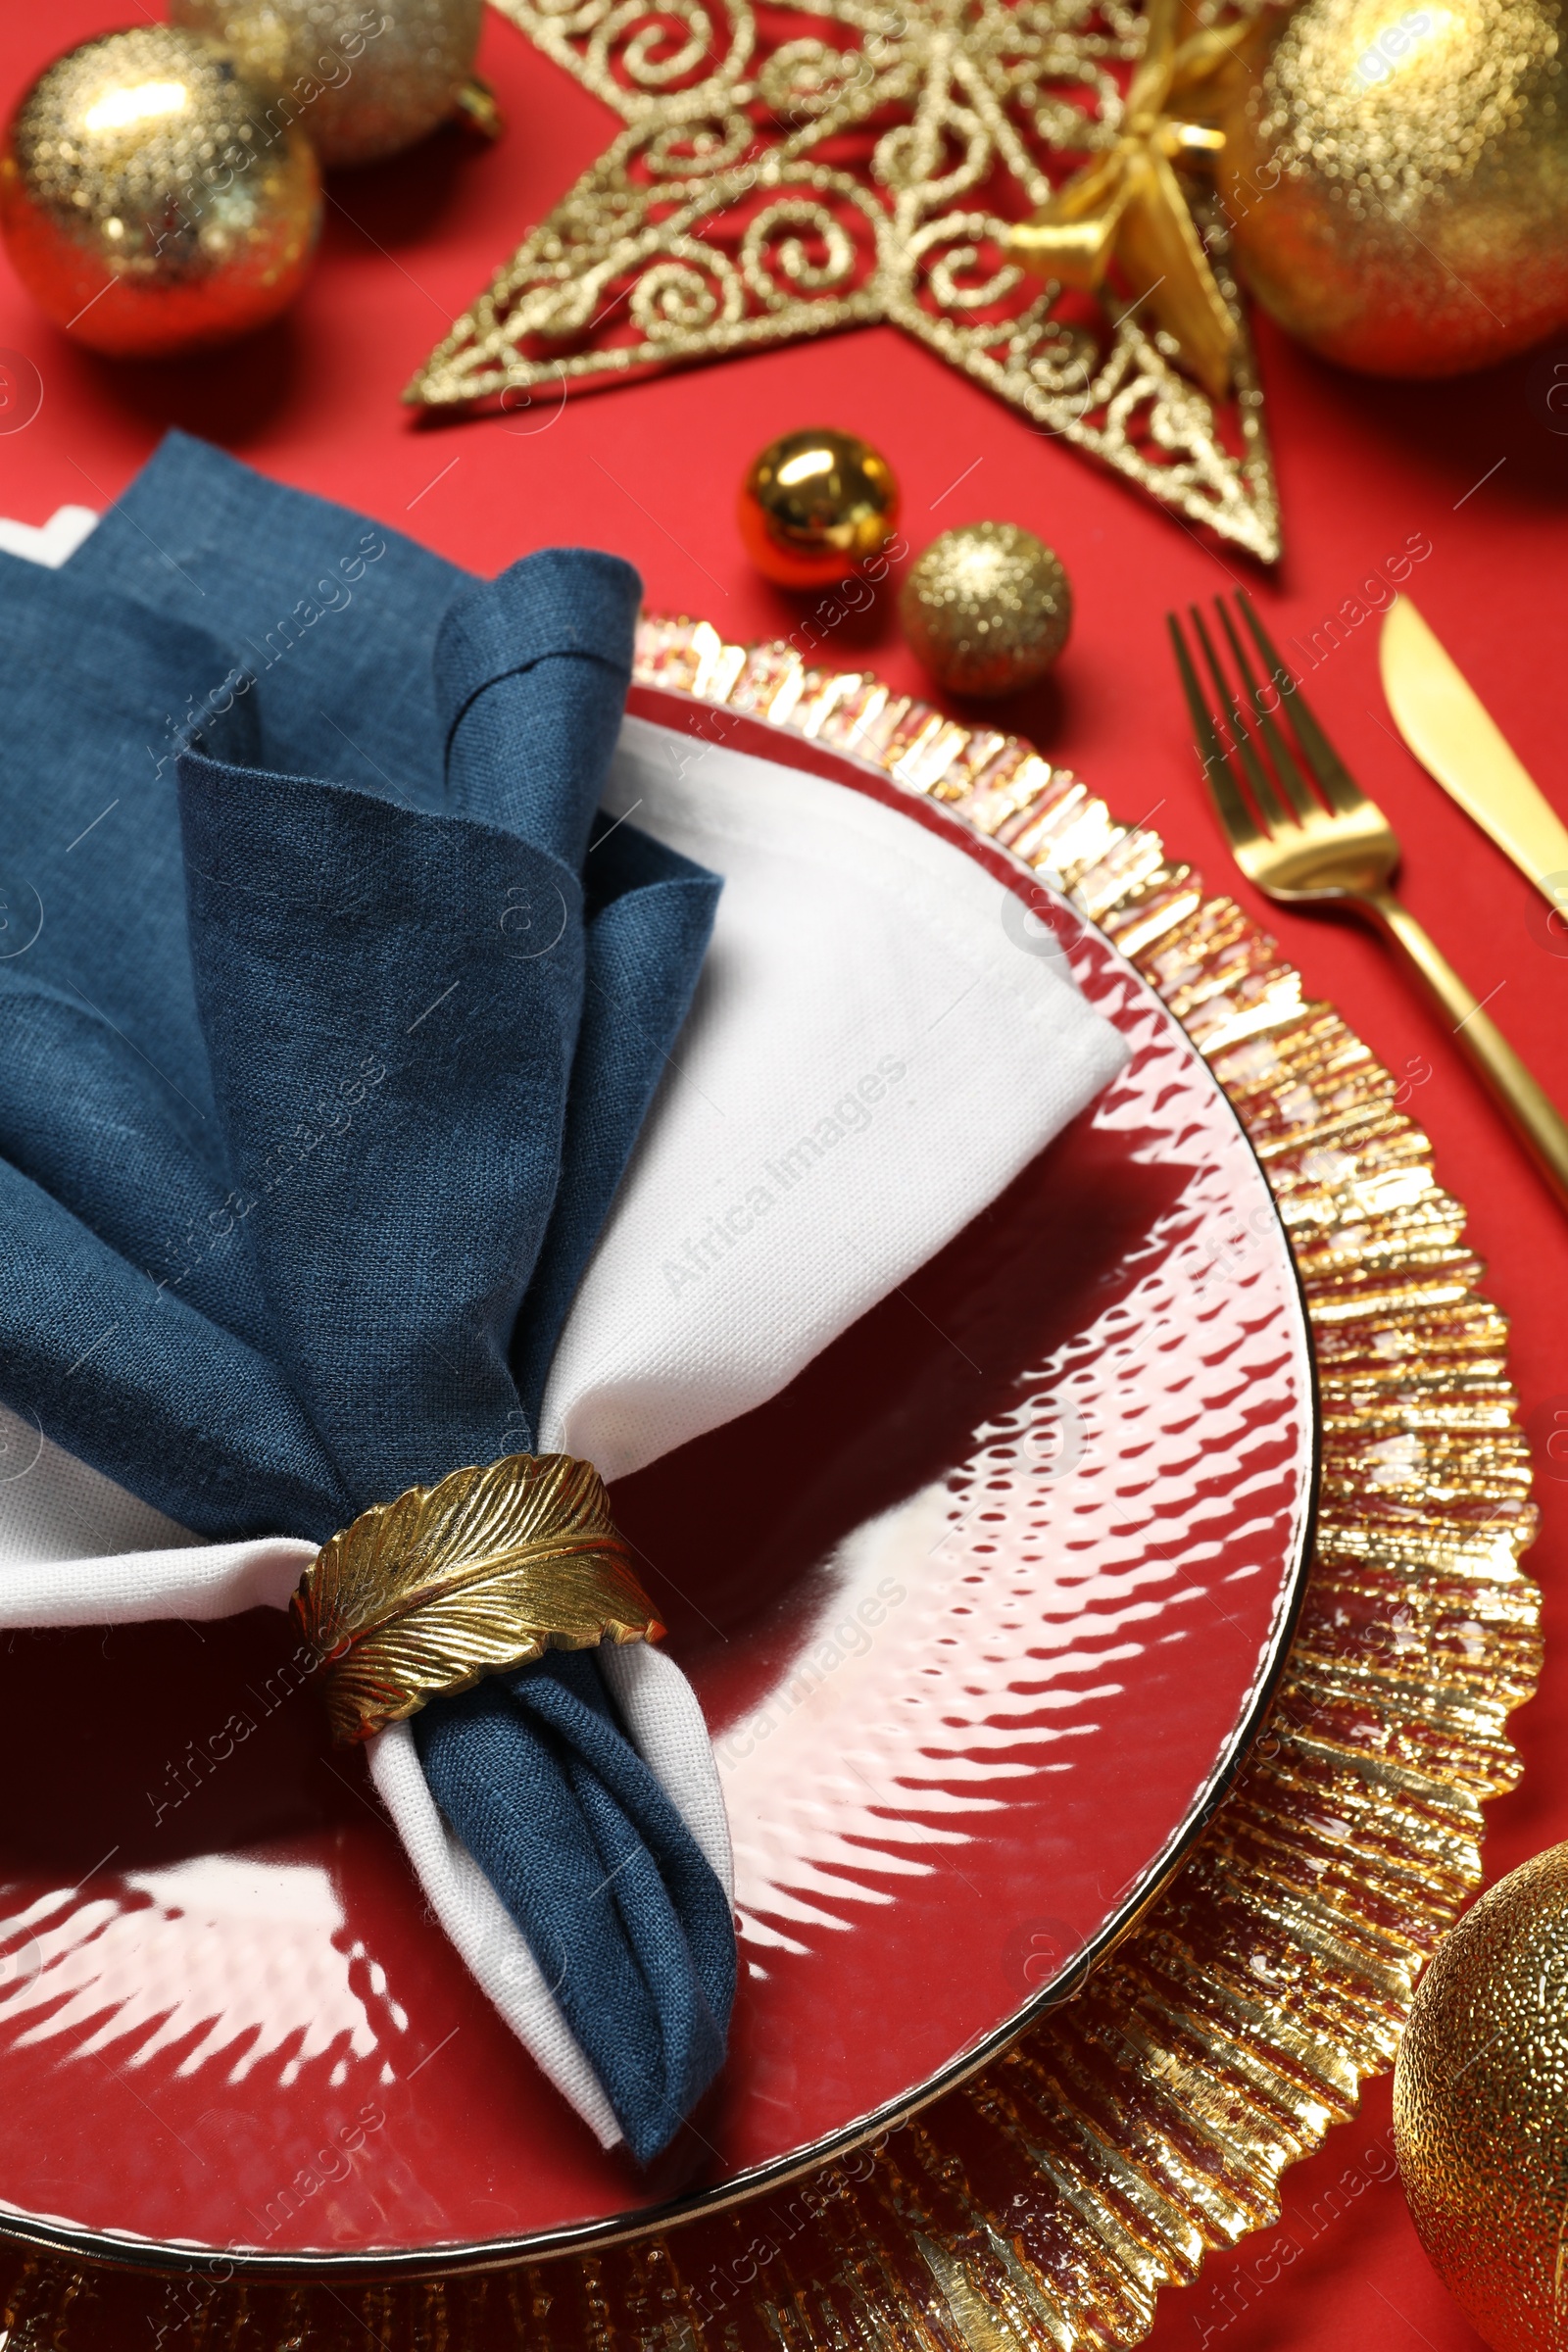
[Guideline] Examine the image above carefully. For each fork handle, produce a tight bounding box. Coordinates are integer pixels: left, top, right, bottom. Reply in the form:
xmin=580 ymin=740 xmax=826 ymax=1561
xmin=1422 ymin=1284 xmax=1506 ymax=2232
xmin=1363 ymin=884 xmax=1568 ymax=1210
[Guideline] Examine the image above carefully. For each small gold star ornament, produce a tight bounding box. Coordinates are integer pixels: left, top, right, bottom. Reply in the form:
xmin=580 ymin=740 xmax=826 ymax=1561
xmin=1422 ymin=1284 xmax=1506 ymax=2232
xmin=900 ymin=522 xmax=1072 ymax=699
xmin=739 ymin=428 xmax=900 ymax=588
xmin=0 ymin=26 xmax=319 ymax=358
xmin=1008 ymin=0 xmax=1264 ymax=402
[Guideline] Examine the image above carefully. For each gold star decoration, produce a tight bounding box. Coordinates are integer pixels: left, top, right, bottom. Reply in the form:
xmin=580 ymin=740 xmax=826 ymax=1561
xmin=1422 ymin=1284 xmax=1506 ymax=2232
xmin=1008 ymin=0 xmax=1268 ymax=404
xmin=407 ymin=0 xmax=1281 ymax=562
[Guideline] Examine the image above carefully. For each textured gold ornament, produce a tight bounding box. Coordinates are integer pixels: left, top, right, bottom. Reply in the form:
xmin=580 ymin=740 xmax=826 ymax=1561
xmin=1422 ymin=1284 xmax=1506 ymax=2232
xmin=738 ymin=426 xmax=900 ymax=586
xmin=1396 ymin=1843 xmax=1568 ymax=2352
xmin=1218 ymin=0 xmax=1568 ymax=376
xmin=1009 ymin=0 xmax=1264 ymax=400
xmin=0 ymin=621 xmax=1540 ymax=2342
xmin=900 ymin=519 xmax=1072 ymax=695
xmin=405 ymin=0 xmax=1283 ymax=563
xmin=294 ymin=1449 xmax=662 ymax=1744
xmin=0 ymin=27 xmax=320 ymax=360
xmin=170 ymin=0 xmax=486 ymax=168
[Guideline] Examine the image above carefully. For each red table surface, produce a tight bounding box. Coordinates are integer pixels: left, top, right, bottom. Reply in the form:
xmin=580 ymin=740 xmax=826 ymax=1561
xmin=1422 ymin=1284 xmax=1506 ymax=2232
xmin=2 ymin=6 xmax=1565 ymax=2342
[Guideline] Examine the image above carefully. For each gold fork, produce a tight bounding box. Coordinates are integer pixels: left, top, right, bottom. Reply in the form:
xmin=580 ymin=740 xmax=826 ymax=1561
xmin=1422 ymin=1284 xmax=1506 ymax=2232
xmin=1169 ymin=591 xmax=1568 ymax=1212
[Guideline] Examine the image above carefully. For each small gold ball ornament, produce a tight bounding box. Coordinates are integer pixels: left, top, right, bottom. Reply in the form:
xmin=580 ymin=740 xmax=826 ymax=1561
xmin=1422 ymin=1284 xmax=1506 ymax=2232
xmin=739 ymin=427 xmax=901 ymax=589
xmin=170 ymin=0 xmax=486 ymax=169
xmin=1396 ymin=1842 xmax=1568 ymax=2350
xmin=900 ymin=522 xmax=1072 ymax=699
xmin=0 ymin=27 xmax=320 ymax=360
xmin=1218 ymin=0 xmax=1568 ymax=377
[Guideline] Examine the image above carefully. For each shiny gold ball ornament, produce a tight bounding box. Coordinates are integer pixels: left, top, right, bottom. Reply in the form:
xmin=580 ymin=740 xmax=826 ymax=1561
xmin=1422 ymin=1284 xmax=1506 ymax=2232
xmin=900 ymin=522 xmax=1072 ymax=700
xmin=1396 ymin=1842 xmax=1568 ymax=2350
xmin=0 ymin=28 xmax=320 ymax=360
xmin=170 ymin=0 xmax=486 ymax=168
xmin=739 ymin=428 xmax=901 ymax=589
xmin=1218 ymin=0 xmax=1568 ymax=377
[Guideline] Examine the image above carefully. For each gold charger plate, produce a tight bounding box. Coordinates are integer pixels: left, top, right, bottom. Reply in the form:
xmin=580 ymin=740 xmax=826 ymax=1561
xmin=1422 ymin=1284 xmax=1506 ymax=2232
xmin=0 ymin=621 xmax=1539 ymax=2352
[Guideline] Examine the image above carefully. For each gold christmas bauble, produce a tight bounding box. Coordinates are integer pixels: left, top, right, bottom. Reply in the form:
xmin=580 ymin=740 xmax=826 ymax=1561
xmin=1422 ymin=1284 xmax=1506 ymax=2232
xmin=900 ymin=522 xmax=1072 ymax=699
xmin=1218 ymin=0 xmax=1568 ymax=377
xmin=170 ymin=0 xmax=485 ymax=168
xmin=1396 ymin=1842 xmax=1568 ymax=2350
xmin=738 ymin=427 xmax=901 ymax=588
xmin=0 ymin=27 xmax=319 ymax=360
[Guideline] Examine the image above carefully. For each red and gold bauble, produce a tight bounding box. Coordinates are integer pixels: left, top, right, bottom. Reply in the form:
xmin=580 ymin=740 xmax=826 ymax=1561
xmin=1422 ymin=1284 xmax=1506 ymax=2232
xmin=739 ymin=429 xmax=901 ymax=590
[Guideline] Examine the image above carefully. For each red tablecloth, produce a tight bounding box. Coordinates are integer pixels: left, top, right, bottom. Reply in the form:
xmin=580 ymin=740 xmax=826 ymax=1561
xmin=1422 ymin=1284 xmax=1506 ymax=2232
xmin=2 ymin=9 xmax=1563 ymax=2344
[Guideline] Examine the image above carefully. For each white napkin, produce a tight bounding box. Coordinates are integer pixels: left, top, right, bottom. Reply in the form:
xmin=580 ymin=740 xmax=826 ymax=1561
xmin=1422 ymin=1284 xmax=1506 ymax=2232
xmin=542 ymin=719 xmax=1128 ymax=1477
xmin=0 ymin=503 xmax=98 ymax=569
xmin=0 ymin=514 xmax=1127 ymax=2142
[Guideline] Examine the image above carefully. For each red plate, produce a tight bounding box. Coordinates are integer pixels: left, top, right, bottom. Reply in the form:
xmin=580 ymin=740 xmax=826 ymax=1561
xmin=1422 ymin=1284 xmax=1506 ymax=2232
xmin=0 ymin=707 xmax=1314 ymax=2276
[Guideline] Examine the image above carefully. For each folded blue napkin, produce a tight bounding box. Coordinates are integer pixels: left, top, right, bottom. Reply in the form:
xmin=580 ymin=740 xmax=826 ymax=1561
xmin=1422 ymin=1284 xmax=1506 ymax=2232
xmin=0 ymin=435 xmax=734 ymax=2161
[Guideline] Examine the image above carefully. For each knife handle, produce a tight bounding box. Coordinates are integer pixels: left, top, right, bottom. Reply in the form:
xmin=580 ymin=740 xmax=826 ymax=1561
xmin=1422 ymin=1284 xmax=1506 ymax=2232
xmin=1364 ymin=885 xmax=1568 ymax=1212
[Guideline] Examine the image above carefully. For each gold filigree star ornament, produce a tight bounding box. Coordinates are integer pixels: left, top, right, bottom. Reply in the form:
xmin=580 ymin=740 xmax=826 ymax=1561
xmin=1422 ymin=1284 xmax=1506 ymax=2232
xmin=408 ymin=0 xmax=1282 ymax=561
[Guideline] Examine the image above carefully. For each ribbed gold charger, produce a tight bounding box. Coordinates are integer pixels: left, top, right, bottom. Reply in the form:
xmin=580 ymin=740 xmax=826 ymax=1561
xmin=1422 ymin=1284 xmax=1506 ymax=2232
xmin=0 ymin=620 xmax=1540 ymax=2352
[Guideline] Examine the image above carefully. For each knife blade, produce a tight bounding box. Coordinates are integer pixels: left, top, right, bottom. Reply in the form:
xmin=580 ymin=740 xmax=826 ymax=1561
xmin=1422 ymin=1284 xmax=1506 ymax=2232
xmin=1380 ymin=595 xmax=1568 ymax=913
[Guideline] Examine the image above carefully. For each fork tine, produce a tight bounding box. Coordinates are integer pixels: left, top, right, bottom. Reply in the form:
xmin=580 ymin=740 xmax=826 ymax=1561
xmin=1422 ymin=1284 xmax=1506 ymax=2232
xmin=1188 ymin=606 xmax=1294 ymax=835
xmin=1166 ymin=612 xmax=1264 ymax=854
xmin=1215 ymin=599 xmax=1319 ymax=825
xmin=1235 ymin=592 xmax=1365 ymax=816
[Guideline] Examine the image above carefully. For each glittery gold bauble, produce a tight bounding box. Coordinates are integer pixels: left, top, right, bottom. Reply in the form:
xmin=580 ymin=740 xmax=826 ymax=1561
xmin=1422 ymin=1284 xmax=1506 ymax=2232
xmin=1218 ymin=0 xmax=1568 ymax=376
xmin=738 ymin=428 xmax=901 ymax=589
xmin=170 ymin=0 xmax=484 ymax=168
xmin=1395 ymin=1843 xmax=1568 ymax=2350
xmin=0 ymin=28 xmax=319 ymax=360
xmin=900 ymin=523 xmax=1072 ymax=700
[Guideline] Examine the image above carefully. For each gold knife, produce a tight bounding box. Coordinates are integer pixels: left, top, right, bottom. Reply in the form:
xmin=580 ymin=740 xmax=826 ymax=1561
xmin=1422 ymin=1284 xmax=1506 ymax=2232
xmin=1380 ymin=595 xmax=1568 ymax=912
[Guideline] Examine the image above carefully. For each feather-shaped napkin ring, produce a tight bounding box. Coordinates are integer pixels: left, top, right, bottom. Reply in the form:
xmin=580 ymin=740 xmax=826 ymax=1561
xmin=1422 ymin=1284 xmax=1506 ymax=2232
xmin=295 ymin=1452 xmax=663 ymax=1745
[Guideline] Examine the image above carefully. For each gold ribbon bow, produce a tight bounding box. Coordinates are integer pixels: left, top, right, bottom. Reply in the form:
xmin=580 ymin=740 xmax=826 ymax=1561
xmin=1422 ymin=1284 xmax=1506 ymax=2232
xmin=294 ymin=1451 xmax=662 ymax=1745
xmin=1008 ymin=0 xmax=1265 ymax=402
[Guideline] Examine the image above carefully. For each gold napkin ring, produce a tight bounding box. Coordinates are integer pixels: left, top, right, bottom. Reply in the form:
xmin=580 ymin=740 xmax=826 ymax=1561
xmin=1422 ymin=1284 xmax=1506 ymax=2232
xmin=292 ymin=1451 xmax=663 ymax=1746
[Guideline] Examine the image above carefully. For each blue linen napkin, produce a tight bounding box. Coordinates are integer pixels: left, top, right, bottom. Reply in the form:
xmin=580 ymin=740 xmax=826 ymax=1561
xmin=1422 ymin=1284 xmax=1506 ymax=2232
xmin=0 ymin=439 xmax=735 ymax=2160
